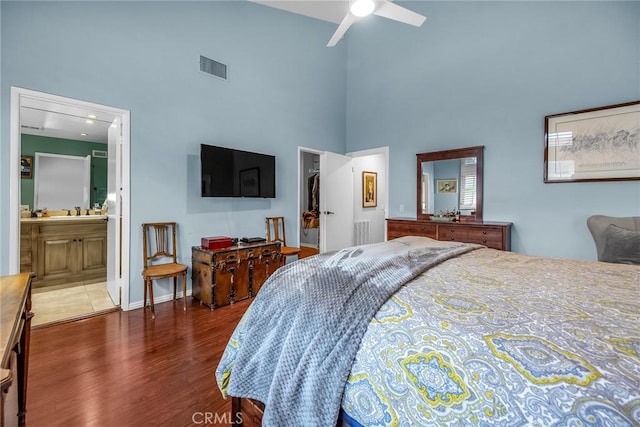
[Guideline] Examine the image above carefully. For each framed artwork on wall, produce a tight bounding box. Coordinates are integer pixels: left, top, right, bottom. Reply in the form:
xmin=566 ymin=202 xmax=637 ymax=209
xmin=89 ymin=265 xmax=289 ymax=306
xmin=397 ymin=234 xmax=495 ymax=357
xmin=362 ymin=171 xmax=377 ymax=208
xmin=436 ymin=179 xmax=458 ymax=194
xmin=544 ymin=101 xmax=640 ymax=183
xmin=21 ymin=155 xmax=33 ymax=179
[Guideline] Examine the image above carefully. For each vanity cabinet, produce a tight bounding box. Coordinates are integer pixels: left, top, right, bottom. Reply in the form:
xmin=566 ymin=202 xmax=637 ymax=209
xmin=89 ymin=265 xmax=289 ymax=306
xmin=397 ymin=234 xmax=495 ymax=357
xmin=191 ymin=242 xmax=281 ymax=309
xmin=19 ymin=224 xmax=35 ymax=275
xmin=387 ymin=218 xmax=512 ymax=251
xmin=20 ymin=219 xmax=107 ymax=289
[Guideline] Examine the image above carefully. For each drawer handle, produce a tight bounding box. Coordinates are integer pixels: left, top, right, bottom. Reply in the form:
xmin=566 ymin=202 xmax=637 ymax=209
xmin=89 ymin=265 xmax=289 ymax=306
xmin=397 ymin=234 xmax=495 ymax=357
xmin=450 ymin=237 xmax=455 ymax=240
xmin=482 ymin=239 xmax=487 ymax=243
xmin=450 ymin=228 xmax=454 ymax=232
xmin=482 ymin=230 xmax=487 ymax=235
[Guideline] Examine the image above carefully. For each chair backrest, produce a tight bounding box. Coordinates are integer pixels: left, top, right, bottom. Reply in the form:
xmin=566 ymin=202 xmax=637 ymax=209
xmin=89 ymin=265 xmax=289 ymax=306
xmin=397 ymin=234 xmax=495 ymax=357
xmin=266 ymin=217 xmax=287 ymax=245
xmin=142 ymin=222 xmax=179 ymax=268
xmin=587 ymin=215 xmax=640 ymax=261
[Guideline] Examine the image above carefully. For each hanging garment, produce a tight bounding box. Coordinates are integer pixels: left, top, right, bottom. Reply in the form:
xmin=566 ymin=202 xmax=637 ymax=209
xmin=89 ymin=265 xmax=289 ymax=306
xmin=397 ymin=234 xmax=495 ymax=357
xmin=303 ymin=173 xmax=320 ymax=229
xmin=307 ymin=174 xmax=319 ymax=213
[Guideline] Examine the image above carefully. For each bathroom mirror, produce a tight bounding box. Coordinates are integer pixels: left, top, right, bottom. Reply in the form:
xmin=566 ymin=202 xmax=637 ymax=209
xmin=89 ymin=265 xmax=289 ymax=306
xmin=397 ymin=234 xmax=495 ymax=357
xmin=416 ymin=146 xmax=484 ymax=221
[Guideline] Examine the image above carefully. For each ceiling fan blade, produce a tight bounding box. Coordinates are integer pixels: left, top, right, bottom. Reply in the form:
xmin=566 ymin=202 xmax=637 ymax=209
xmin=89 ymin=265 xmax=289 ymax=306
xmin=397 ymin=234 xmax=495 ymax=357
xmin=327 ymin=13 xmax=357 ymax=47
xmin=373 ymin=1 xmax=426 ymax=27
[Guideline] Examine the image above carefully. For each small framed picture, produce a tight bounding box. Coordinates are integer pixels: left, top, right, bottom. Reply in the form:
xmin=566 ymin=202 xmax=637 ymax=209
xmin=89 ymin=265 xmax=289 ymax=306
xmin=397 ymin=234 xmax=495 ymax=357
xmin=21 ymin=155 xmax=33 ymax=179
xmin=362 ymin=171 xmax=377 ymax=207
xmin=436 ymin=178 xmax=458 ymax=194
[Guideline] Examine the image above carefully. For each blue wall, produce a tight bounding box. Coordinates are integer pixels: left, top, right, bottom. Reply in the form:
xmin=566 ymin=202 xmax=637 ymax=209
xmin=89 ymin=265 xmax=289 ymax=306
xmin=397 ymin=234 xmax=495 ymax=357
xmin=345 ymin=1 xmax=640 ymax=259
xmin=1 ymin=2 xmax=639 ymax=306
xmin=1 ymin=1 xmax=346 ymax=303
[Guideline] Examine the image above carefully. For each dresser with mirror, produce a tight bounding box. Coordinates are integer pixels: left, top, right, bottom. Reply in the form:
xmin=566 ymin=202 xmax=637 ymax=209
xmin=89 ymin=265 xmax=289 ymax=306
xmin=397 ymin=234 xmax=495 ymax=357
xmin=387 ymin=146 xmax=512 ymax=251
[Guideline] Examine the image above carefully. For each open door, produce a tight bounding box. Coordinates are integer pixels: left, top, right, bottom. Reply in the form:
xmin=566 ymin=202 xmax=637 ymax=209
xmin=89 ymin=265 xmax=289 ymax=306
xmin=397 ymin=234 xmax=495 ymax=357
xmin=106 ymin=118 xmax=121 ymax=306
xmin=320 ymin=151 xmax=354 ymax=253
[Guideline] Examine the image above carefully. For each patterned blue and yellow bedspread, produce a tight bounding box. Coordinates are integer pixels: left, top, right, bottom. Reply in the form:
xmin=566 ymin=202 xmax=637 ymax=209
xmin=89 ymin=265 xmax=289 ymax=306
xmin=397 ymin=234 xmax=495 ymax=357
xmin=343 ymin=248 xmax=640 ymax=426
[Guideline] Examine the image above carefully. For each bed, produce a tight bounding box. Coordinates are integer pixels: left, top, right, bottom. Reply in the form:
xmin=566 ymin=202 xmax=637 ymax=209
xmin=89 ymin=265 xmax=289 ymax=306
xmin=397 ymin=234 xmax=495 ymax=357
xmin=216 ymin=236 xmax=640 ymax=426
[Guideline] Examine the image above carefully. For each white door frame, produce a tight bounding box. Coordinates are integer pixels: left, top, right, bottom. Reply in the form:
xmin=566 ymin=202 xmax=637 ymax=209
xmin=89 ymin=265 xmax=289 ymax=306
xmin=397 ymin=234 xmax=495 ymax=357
xmin=9 ymin=87 xmax=131 ymax=310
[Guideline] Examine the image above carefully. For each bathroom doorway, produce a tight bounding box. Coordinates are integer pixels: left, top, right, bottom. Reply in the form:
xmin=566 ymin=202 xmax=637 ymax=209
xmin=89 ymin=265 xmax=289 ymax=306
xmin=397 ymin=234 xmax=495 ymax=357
xmin=9 ymin=87 xmax=131 ymax=325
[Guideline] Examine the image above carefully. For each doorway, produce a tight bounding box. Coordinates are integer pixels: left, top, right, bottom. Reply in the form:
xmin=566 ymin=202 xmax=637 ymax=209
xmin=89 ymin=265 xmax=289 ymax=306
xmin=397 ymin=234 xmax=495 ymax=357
xmin=9 ymin=87 xmax=131 ymax=322
xmin=299 ymin=150 xmax=320 ymax=254
xmin=297 ymin=146 xmax=389 ymax=253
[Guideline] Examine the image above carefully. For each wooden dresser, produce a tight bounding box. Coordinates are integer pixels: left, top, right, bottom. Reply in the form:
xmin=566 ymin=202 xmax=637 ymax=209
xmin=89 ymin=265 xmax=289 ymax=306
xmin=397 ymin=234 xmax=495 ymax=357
xmin=1 ymin=273 xmax=34 ymax=427
xmin=191 ymin=242 xmax=281 ymax=309
xmin=387 ymin=218 xmax=512 ymax=251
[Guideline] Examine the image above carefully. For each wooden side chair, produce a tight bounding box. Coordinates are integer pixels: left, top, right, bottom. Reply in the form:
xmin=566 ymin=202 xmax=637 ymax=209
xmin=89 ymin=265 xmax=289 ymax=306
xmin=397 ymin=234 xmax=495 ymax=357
xmin=142 ymin=222 xmax=188 ymax=318
xmin=266 ymin=216 xmax=300 ymax=265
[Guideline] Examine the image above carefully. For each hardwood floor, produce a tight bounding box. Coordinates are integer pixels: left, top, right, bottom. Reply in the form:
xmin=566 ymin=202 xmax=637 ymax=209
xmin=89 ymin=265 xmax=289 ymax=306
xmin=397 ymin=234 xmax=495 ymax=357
xmin=299 ymin=245 xmax=319 ymax=259
xmin=27 ymin=298 xmax=252 ymax=426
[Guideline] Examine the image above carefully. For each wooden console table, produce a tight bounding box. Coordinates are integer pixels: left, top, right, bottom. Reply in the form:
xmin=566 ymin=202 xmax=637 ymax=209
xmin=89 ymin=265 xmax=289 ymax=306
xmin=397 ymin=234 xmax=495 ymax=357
xmin=387 ymin=218 xmax=512 ymax=251
xmin=1 ymin=273 xmax=34 ymax=427
xmin=191 ymin=242 xmax=281 ymax=309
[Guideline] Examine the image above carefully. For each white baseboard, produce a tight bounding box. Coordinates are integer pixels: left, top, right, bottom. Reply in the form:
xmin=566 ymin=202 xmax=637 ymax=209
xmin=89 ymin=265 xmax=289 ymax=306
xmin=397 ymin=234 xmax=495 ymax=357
xmin=127 ymin=289 xmax=192 ymax=310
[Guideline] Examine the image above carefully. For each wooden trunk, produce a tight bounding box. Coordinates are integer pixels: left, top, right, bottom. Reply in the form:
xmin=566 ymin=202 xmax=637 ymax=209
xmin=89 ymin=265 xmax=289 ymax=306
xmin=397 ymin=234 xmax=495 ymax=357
xmin=191 ymin=242 xmax=281 ymax=309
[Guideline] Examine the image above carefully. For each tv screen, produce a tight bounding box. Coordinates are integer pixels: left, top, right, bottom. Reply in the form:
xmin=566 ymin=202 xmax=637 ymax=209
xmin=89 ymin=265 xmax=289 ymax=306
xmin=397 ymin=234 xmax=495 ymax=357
xmin=200 ymin=144 xmax=276 ymax=198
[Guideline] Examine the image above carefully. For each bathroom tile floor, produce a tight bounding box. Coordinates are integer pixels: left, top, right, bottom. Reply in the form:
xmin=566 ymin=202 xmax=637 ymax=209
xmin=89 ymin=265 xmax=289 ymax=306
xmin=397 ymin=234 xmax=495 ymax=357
xmin=32 ymin=282 xmax=118 ymax=327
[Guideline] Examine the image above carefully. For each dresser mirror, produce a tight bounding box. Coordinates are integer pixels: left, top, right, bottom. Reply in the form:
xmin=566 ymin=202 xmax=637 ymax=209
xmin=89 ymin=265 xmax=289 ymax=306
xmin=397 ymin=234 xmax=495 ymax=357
xmin=416 ymin=146 xmax=484 ymax=222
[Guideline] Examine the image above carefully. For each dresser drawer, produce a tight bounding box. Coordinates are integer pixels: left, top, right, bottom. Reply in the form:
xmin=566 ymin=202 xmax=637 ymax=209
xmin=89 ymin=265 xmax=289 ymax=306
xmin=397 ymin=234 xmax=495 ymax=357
xmin=387 ymin=220 xmax=436 ymax=239
xmin=437 ymin=225 xmax=469 ymax=242
xmin=467 ymin=228 xmax=503 ymax=244
xmin=387 ymin=219 xmax=511 ymax=251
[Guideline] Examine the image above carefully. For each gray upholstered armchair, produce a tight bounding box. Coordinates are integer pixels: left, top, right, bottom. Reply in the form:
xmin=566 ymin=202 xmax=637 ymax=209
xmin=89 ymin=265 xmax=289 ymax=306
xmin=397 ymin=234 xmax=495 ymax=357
xmin=587 ymin=215 xmax=640 ymax=265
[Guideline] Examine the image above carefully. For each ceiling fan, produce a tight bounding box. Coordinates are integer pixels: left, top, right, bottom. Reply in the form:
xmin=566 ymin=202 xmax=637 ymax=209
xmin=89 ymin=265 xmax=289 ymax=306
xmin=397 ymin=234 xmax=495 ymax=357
xmin=327 ymin=0 xmax=426 ymax=47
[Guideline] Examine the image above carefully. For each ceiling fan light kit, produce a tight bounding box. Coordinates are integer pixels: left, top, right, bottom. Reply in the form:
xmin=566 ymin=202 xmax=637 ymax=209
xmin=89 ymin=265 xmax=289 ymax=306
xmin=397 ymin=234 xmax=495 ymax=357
xmin=350 ymin=0 xmax=375 ymax=17
xmin=327 ymin=0 xmax=427 ymax=47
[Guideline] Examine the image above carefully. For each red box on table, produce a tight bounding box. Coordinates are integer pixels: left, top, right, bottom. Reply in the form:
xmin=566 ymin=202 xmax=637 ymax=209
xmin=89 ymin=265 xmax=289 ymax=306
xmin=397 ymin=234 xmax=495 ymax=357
xmin=201 ymin=236 xmax=233 ymax=250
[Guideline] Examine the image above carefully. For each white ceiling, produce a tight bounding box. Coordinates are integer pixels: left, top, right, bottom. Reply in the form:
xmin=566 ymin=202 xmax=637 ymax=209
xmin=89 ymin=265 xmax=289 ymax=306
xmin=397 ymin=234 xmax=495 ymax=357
xmin=250 ymin=0 xmax=349 ymax=24
xmin=20 ymin=97 xmax=115 ymax=144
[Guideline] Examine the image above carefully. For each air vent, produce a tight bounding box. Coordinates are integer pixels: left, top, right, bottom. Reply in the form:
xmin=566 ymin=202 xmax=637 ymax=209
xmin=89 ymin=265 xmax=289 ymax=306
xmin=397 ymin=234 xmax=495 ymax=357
xmin=200 ymin=55 xmax=228 ymax=81
xmin=21 ymin=125 xmax=43 ymax=130
xmin=92 ymin=150 xmax=107 ymax=158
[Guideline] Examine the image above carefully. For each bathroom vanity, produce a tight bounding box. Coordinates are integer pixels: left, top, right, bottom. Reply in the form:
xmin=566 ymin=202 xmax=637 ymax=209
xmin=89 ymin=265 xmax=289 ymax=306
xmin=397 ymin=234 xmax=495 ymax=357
xmin=19 ymin=216 xmax=107 ymax=289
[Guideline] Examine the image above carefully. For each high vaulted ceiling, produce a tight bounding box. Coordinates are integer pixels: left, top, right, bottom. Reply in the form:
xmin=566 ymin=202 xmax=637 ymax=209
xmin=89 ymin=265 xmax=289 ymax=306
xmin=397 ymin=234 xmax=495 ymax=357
xmin=250 ymin=0 xmax=349 ymax=24
xmin=19 ymin=1 xmax=353 ymax=144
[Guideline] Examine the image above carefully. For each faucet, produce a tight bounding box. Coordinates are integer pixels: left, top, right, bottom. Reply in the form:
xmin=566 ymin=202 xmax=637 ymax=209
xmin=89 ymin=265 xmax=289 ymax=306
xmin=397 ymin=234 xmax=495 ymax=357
xmin=74 ymin=206 xmax=81 ymax=216
xmin=65 ymin=209 xmax=71 ymax=216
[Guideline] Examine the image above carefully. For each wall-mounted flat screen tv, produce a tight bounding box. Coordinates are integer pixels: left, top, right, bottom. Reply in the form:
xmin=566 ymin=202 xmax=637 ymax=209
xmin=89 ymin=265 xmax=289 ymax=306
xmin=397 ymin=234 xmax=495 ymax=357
xmin=201 ymin=144 xmax=276 ymax=198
